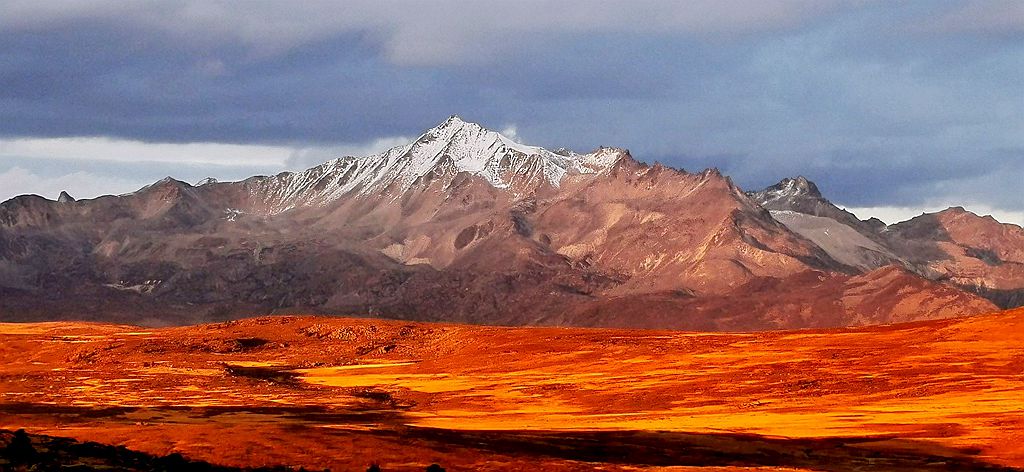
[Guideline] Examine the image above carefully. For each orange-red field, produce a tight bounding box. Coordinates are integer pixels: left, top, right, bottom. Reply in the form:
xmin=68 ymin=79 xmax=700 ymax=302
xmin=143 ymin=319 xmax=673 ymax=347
xmin=2 ymin=309 xmax=1023 ymax=471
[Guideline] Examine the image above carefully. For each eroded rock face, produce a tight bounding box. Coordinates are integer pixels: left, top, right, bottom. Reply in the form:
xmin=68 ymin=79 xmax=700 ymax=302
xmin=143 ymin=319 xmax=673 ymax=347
xmin=0 ymin=118 xmax=1003 ymax=329
xmin=885 ymin=208 xmax=1024 ymax=307
xmin=751 ymin=177 xmax=1024 ymax=309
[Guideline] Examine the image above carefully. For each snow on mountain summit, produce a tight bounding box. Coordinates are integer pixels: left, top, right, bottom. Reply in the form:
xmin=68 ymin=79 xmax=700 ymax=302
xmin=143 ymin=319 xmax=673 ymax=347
xmin=248 ymin=116 xmax=628 ymax=214
xmin=367 ymin=115 xmax=624 ymax=191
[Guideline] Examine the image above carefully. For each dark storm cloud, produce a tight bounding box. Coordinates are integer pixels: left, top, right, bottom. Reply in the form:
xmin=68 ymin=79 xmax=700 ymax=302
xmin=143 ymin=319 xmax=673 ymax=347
xmin=0 ymin=1 xmax=1022 ymax=217
xmin=0 ymin=19 xmax=418 ymax=143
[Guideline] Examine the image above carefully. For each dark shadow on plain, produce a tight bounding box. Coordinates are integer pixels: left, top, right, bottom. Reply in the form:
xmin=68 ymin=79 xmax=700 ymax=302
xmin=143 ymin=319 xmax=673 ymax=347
xmin=371 ymin=425 xmax=1021 ymax=472
xmin=1 ymin=403 xmax=1020 ymax=471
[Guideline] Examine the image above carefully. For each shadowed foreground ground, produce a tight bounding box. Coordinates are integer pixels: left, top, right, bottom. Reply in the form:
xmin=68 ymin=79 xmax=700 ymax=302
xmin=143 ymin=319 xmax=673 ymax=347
xmin=1 ymin=308 xmax=1023 ymax=471
xmin=0 ymin=428 xmax=305 ymax=471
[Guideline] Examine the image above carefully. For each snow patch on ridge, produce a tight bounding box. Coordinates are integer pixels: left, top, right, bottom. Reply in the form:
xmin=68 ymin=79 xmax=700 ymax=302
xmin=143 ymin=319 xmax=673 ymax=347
xmin=251 ymin=116 xmax=627 ymax=214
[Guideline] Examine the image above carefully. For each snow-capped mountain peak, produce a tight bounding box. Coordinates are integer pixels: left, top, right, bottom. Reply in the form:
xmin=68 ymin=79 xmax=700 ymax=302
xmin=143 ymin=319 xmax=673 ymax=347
xmin=248 ymin=117 xmax=628 ymax=214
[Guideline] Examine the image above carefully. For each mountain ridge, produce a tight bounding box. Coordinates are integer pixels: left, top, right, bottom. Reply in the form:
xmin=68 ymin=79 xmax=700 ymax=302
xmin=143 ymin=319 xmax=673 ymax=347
xmin=205 ymin=115 xmax=630 ymax=216
xmin=0 ymin=117 xmax=1010 ymax=329
xmin=751 ymin=176 xmax=1024 ymax=309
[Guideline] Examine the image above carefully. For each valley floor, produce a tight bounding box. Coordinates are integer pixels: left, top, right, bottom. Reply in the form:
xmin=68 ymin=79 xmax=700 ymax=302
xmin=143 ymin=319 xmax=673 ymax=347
xmin=1 ymin=310 xmax=1023 ymax=471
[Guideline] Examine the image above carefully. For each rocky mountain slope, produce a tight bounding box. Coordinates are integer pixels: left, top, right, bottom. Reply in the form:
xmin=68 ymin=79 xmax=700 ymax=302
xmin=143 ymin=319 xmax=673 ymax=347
xmin=888 ymin=208 xmax=1024 ymax=308
xmin=0 ymin=117 xmax=1006 ymax=329
xmin=750 ymin=179 xmax=1024 ymax=309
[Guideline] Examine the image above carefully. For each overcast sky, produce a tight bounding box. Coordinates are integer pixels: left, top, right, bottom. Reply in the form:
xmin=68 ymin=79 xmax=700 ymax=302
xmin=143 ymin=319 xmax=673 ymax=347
xmin=1 ymin=1 xmax=1022 ymax=224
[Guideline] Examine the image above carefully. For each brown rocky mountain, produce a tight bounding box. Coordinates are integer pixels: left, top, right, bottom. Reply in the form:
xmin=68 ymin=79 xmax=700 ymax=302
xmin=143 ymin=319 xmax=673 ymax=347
xmin=747 ymin=177 xmax=899 ymax=271
xmin=887 ymin=207 xmax=1024 ymax=308
xmin=750 ymin=179 xmax=1024 ymax=310
xmin=0 ymin=117 xmax=1003 ymax=329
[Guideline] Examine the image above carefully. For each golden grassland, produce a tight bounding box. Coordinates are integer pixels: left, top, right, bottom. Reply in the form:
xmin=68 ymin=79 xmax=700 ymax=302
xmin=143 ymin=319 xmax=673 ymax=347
xmin=1 ymin=308 xmax=1023 ymax=471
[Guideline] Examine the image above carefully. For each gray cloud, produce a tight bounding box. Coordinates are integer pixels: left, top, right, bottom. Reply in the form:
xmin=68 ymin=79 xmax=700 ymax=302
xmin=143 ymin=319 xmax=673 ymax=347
xmin=0 ymin=1 xmax=1022 ymax=220
xmin=1 ymin=1 xmax=853 ymax=64
xmin=920 ymin=0 xmax=1024 ymax=35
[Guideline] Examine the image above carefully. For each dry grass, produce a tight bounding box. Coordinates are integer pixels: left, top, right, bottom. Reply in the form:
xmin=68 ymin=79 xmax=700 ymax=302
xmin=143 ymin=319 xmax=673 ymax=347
xmin=1 ymin=310 xmax=1023 ymax=470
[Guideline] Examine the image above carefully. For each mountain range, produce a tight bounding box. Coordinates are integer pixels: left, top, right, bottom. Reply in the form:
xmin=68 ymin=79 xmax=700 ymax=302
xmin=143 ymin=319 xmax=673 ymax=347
xmin=1 ymin=116 xmax=1021 ymax=330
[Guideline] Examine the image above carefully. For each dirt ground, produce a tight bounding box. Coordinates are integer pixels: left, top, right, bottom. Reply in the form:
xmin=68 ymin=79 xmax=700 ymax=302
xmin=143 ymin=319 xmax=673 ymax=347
xmin=1 ymin=309 xmax=1022 ymax=471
